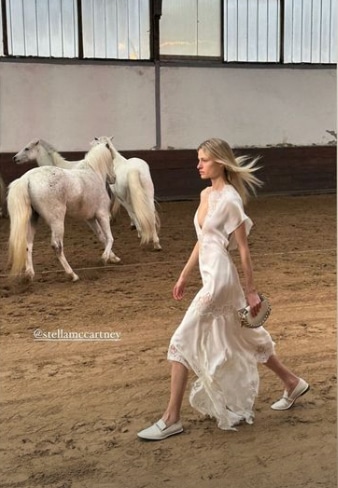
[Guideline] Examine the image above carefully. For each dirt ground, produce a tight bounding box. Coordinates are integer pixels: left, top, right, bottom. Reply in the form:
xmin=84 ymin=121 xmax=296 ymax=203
xmin=0 ymin=193 xmax=336 ymax=488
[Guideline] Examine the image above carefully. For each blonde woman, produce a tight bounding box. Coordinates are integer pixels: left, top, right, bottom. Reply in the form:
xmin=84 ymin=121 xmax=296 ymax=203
xmin=138 ymin=138 xmax=309 ymax=440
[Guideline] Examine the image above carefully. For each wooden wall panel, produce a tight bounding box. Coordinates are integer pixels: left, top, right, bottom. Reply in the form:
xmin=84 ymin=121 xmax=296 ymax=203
xmin=0 ymin=146 xmax=335 ymax=200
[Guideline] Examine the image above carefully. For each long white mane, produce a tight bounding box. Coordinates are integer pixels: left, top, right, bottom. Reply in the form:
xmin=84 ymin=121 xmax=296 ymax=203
xmin=38 ymin=139 xmax=72 ymax=168
xmin=83 ymin=143 xmax=115 ymax=183
xmin=38 ymin=139 xmax=58 ymax=154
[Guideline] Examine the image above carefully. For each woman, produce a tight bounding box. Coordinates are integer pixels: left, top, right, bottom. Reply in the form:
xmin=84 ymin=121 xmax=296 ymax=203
xmin=138 ymin=138 xmax=309 ymax=440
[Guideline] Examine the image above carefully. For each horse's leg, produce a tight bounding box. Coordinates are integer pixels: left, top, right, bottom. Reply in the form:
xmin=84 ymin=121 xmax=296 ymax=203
xmin=25 ymin=211 xmax=39 ymax=280
xmin=123 ymin=202 xmax=142 ymax=237
xmin=112 ymin=196 xmax=136 ymax=229
xmin=87 ymin=218 xmax=121 ymax=264
xmin=129 ymin=211 xmax=141 ymax=237
xmin=117 ymin=198 xmax=138 ymax=232
xmin=149 ymin=215 xmax=161 ymax=250
xmin=151 ymin=223 xmax=162 ymax=251
xmin=144 ymin=187 xmax=162 ymax=251
xmin=50 ymin=220 xmax=79 ymax=282
xmin=130 ymin=219 xmax=137 ymax=230
xmin=145 ymin=196 xmax=162 ymax=251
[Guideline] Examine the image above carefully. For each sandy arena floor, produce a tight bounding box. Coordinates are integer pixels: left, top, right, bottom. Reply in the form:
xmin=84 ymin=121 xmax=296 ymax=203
xmin=0 ymin=193 xmax=336 ymax=488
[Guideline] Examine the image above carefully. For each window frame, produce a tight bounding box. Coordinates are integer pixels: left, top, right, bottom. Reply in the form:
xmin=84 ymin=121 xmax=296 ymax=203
xmin=0 ymin=0 xmax=336 ymax=66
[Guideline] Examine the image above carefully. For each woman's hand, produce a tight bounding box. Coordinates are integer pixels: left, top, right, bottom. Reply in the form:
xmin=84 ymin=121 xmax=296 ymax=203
xmin=246 ymin=291 xmax=262 ymax=317
xmin=173 ymin=276 xmax=187 ymax=301
xmin=172 ymin=241 xmax=199 ymax=301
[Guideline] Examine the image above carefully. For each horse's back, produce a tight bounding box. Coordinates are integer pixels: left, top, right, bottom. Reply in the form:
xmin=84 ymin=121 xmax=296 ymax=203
xmin=21 ymin=166 xmax=109 ymax=221
xmin=25 ymin=165 xmax=98 ymax=193
xmin=127 ymin=157 xmax=150 ymax=172
xmin=128 ymin=159 xmax=154 ymax=193
xmin=24 ymin=166 xmax=68 ymax=193
xmin=115 ymin=157 xmax=151 ymax=184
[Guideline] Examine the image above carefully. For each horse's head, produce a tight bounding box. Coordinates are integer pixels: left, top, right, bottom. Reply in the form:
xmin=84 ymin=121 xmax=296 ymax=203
xmin=90 ymin=136 xmax=116 ymax=156
xmin=91 ymin=136 xmax=113 ymax=145
xmin=13 ymin=139 xmax=40 ymax=164
xmin=14 ymin=139 xmax=59 ymax=167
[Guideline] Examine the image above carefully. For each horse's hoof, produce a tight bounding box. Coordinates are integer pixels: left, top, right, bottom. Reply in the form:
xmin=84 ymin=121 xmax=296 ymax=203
xmin=24 ymin=271 xmax=35 ymax=281
xmin=109 ymin=255 xmax=121 ymax=263
xmin=71 ymin=274 xmax=80 ymax=282
xmin=105 ymin=252 xmax=121 ymax=264
xmin=153 ymin=244 xmax=162 ymax=251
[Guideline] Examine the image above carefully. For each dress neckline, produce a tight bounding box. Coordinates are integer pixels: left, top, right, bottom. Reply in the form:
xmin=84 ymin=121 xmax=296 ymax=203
xmin=208 ymin=184 xmax=232 ymax=194
xmin=196 ymin=185 xmax=232 ymax=230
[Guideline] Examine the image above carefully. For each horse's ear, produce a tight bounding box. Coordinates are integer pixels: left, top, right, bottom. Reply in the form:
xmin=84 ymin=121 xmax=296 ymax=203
xmin=33 ymin=140 xmax=39 ymax=146
xmin=110 ymin=136 xmax=114 ymax=141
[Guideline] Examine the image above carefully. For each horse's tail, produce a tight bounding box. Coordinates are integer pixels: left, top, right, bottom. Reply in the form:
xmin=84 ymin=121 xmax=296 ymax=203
xmin=112 ymin=198 xmax=121 ymax=218
xmin=105 ymin=181 xmax=116 ymax=215
xmin=7 ymin=177 xmax=32 ymax=276
xmin=128 ymin=169 xmax=157 ymax=245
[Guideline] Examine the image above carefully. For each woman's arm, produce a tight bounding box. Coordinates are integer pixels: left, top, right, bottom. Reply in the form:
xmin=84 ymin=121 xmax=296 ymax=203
xmin=173 ymin=241 xmax=199 ymax=300
xmin=173 ymin=188 xmax=209 ymax=301
xmin=233 ymin=222 xmax=261 ymax=316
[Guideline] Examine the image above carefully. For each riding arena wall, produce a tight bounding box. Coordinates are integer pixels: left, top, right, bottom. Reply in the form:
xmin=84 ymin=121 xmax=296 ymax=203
xmin=0 ymin=61 xmax=336 ymax=199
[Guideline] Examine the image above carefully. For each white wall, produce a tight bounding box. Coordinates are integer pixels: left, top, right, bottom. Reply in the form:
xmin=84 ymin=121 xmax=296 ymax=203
xmin=0 ymin=62 xmax=336 ymax=152
xmin=0 ymin=63 xmax=156 ymax=151
xmin=160 ymin=66 xmax=337 ymax=148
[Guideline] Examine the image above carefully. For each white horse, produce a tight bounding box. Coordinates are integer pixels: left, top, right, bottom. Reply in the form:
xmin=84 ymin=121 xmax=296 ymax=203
xmin=91 ymin=136 xmax=161 ymax=250
xmin=8 ymin=142 xmax=120 ymax=282
xmin=13 ymin=138 xmax=115 ymax=244
xmin=13 ymin=138 xmax=115 ymax=202
xmin=14 ymin=138 xmax=161 ymax=250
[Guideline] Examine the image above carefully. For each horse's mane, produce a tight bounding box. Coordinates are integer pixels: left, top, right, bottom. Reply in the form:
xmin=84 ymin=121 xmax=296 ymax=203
xmin=84 ymin=143 xmax=114 ymax=180
xmin=38 ymin=139 xmax=58 ymax=155
xmin=38 ymin=139 xmax=72 ymax=167
xmin=95 ymin=137 xmax=120 ymax=159
xmin=37 ymin=139 xmax=81 ymax=169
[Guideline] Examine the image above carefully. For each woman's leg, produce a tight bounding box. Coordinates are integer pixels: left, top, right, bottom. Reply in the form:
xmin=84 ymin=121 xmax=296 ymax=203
xmin=264 ymin=354 xmax=300 ymax=394
xmin=264 ymin=353 xmax=309 ymax=410
xmin=162 ymin=361 xmax=189 ymax=426
xmin=137 ymin=360 xmax=188 ymax=439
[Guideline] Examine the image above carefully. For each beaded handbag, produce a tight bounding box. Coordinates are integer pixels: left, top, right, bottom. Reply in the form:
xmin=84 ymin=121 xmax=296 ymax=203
xmin=238 ymin=294 xmax=271 ymax=328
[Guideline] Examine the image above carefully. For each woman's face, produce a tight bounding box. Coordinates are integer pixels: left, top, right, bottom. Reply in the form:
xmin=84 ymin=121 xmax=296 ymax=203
xmin=197 ymin=148 xmax=224 ymax=180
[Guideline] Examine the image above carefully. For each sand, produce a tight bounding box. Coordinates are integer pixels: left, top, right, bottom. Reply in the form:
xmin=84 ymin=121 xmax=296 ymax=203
xmin=0 ymin=194 xmax=336 ymax=488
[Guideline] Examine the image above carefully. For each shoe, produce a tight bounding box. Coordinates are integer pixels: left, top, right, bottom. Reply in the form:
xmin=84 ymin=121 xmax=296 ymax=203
xmin=137 ymin=419 xmax=183 ymax=441
xmin=271 ymin=378 xmax=310 ymax=411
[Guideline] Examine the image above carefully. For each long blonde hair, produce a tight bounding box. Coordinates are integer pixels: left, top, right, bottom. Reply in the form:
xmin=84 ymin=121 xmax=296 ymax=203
xmin=197 ymin=138 xmax=263 ymax=204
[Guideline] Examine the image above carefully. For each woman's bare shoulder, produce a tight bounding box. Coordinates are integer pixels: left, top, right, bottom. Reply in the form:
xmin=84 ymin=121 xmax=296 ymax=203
xmin=200 ymin=187 xmax=212 ymax=200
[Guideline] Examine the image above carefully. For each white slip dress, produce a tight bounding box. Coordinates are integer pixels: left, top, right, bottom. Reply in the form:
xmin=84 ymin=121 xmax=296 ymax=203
xmin=167 ymin=185 xmax=275 ymax=430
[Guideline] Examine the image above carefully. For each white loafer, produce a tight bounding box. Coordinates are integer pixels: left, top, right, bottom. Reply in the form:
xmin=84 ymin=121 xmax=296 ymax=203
xmin=271 ymin=378 xmax=310 ymax=411
xmin=137 ymin=419 xmax=183 ymax=441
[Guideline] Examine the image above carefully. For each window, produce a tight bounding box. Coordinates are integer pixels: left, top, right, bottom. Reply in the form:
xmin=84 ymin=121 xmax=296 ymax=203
xmin=160 ymin=0 xmax=221 ymax=57
xmin=224 ymin=0 xmax=280 ymax=62
xmin=160 ymin=0 xmax=336 ymax=63
xmin=82 ymin=0 xmax=150 ymax=59
xmin=5 ymin=0 xmax=78 ymax=57
xmin=284 ymin=0 xmax=337 ymax=63
xmin=3 ymin=0 xmax=149 ymax=59
xmin=1 ymin=0 xmax=337 ymax=63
